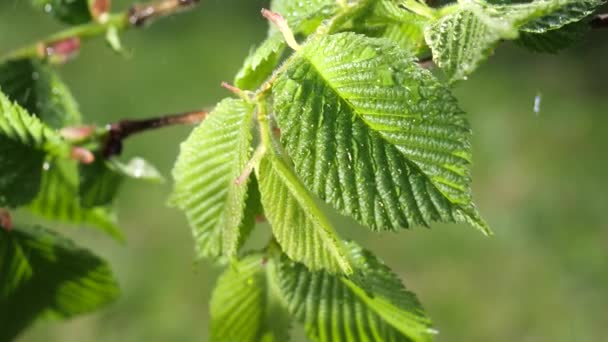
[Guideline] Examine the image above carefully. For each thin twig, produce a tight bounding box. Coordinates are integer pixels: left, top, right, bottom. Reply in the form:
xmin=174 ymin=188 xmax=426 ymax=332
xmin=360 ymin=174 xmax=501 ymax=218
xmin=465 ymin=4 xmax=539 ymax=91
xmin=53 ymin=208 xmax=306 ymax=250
xmin=103 ymin=110 xmax=208 ymax=158
xmin=1 ymin=0 xmax=200 ymax=63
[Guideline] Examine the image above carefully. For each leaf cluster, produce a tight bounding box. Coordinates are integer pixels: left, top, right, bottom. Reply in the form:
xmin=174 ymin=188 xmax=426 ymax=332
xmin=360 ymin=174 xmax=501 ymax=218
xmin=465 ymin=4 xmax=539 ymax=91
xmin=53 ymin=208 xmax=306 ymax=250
xmin=0 ymin=0 xmax=604 ymax=340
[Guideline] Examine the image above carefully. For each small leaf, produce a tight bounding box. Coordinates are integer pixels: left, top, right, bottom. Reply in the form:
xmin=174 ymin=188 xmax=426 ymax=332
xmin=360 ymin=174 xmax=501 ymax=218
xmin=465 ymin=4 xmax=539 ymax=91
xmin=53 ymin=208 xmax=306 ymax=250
xmin=29 ymin=159 xmax=123 ymax=240
xmin=79 ymin=156 xmax=124 ymax=208
xmin=171 ymin=98 xmax=255 ymax=260
xmin=0 ymin=225 xmax=119 ymax=341
xmin=234 ymin=0 xmax=338 ymax=90
xmin=256 ymin=153 xmax=353 ymax=275
xmin=31 ymin=0 xmax=93 ymax=25
xmin=272 ymin=32 xmax=489 ymax=234
xmin=210 ymin=254 xmax=291 ymax=342
xmin=277 ymin=241 xmax=433 ymax=342
xmin=0 ymin=59 xmax=82 ymax=129
xmin=0 ymin=91 xmax=68 ymax=208
xmin=355 ymin=0 xmax=430 ymax=53
xmin=109 ymin=157 xmax=164 ymax=183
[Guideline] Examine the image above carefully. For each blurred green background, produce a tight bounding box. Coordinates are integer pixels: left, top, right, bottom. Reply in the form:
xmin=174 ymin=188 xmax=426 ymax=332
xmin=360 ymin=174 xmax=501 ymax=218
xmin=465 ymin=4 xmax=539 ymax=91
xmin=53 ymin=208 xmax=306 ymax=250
xmin=1 ymin=1 xmax=607 ymax=341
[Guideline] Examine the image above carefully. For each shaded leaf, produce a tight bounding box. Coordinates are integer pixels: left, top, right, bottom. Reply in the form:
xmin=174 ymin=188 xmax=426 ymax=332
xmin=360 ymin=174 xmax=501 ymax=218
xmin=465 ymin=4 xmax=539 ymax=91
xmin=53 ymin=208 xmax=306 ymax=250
xmin=31 ymin=0 xmax=93 ymax=25
xmin=0 ymin=91 xmax=68 ymax=208
xmin=0 ymin=58 xmax=82 ymax=129
xmin=0 ymin=225 xmax=119 ymax=341
xmin=29 ymin=159 xmax=123 ymax=240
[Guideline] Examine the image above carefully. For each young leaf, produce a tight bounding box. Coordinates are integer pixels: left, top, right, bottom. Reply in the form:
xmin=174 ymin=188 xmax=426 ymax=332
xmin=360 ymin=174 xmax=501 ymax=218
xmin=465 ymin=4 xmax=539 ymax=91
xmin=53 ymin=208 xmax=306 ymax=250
xmin=0 ymin=225 xmax=119 ymax=341
xmin=234 ymin=0 xmax=338 ymax=90
xmin=272 ymin=32 xmax=489 ymax=234
xmin=355 ymin=0 xmax=430 ymax=53
xmin=170 ymin=98 xmax=255 ymax=260
xmin=28 ymin=159 xmax=123 ymax=240
xmin=79 ymin=155 xmax=124 ymax=208
xmin=0 ymin=58 xmax=82 ymax=129
xmin=0 ymin=91 xmax=68 ymax=208
xmin=210 ymin=254 xmax=291 ymax=342
xmin=425 ymin=0 xmax=604 ymax=82
xmin=277 ymin=241 xmax=433 ymax=342
xmin=256 ymin=153 xmax=353 ymax=275
xmin=31 ymin=0 xmax=93 ymax=25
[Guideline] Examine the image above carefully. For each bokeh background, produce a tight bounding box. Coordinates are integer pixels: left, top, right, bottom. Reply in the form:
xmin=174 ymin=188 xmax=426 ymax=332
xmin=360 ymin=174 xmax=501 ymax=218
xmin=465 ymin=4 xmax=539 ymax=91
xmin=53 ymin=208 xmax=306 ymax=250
xmin=1 ymin=0 xmax=607 ymax=341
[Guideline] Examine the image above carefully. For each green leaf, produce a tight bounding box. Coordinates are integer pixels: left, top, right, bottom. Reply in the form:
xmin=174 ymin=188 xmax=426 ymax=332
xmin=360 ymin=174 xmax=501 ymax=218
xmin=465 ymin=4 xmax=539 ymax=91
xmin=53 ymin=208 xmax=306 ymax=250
xmin=277 ymin=241 xmax=433 ymax=342
xmin=170 ymin=98 xmax=255 ymax=260
xmin=29 ymin=159 xmax=123 ymax=240
xmin=234 ymin=0 xmax=338 ymax=90
xmin=210 ymin=254 xmax=291 ymax=342
xmin=79 ymin=156 xmax=124 ymax=208
xmin=355 ymin=0 xmax=430 ymax=53
xmin=0 ymin=225 xmax=119 ymax=341
xmin=256 ymin=152 xmax=353 ymax=275
xmin=272 ymin=32 xmax=488 ymax=234
xmin=425 ymin=0 xmax=604 ymax=82
xmin=235 ymin=35 xmax=285 ymax=90
xmin=0 ymin=91 xmax=68 ymax=208
xmin=0 ymin=58 xmax=82 ymax=129
xmin=31 ymin=0 xmax=93 ymax=25
xmin=516 ymin=20 xmax=589 ymax=53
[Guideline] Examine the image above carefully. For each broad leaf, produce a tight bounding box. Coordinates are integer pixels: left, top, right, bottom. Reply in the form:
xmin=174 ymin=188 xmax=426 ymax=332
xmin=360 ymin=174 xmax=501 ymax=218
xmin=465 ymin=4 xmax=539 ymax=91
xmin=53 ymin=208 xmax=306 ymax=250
xmin=234 ymin=0 xmax=338 ymax=90
xmin=210 ymin=254 xmax=291 ymax=342
xmin=277 ymin=241 xmax=433 ymax=342
xmin=31 ymin=0 xmax=93 ymax=25
xmin=272 ymin=32 xmax=489 ymax=234
xmin=256 ymin=153 xmax=353 ymax=275
xmin=29 ymin=159 xmax=123 ymax=240
xmin=0 ymin=225 xmax=119 ymax=341
xmin=170 ymin=98 xmax=255 ymax=260
xmin=0 ymin=91 xmax=68 ymax=208
xmin=0 ymin=58 xmax=82 ymax=129
xmin=425 ymin=0 xmax=604 ymax=82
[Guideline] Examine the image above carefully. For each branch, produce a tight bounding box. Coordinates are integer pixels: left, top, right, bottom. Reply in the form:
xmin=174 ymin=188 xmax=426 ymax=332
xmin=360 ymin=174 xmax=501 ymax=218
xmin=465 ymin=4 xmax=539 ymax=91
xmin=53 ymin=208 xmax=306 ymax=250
xmin=0 ymin=209 xmax=12 ymax=232
xmin=1 ymin=0 xmax=200 ymax=63
xmin=103 ymin=110 xmax=208 ymax=158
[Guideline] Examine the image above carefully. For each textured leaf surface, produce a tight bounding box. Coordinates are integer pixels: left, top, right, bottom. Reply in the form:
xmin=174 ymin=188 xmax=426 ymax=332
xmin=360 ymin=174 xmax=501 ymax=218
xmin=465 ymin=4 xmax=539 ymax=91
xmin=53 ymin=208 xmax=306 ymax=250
xmin=171 ymin=98 xmax=254 ymax=260
xmin=425 ymin=0 xmax=604 ymax=81
xmin=0 ymin=58 xmax=82 ymax=129
xmin=210 ymin=254 xmax=290 ymax=342
xmin=31 ymin=0 xmax=92 ymax=25
xmin=234 ymin=0 xmax=338 ymax=90
xmin=355 ymin=0 xmax=429 ymax=53
xmin=277 ymin=242 xmax=433 ymax=342
xmin=0 ymin=225 xmax=119 ymax=341
xmin=273 ymin=32 xmax=488 ymax=233
xmin=257 ymin=153 xmax=352 ymax=275
xmin=0 ymin=91 xmax=67 ymax=207
xmin=29 ymin=159 xmax=122 ymax=240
